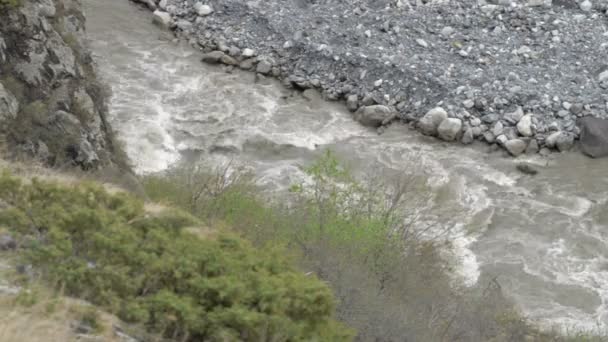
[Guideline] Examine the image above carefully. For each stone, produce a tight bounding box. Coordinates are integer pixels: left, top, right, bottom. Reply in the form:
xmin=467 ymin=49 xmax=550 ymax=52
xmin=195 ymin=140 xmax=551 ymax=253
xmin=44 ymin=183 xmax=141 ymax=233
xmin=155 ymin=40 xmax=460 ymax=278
xmin=580 ymin=0 xmax=593 ymax=11
xmin=492 ymin=122 xmax=504 ymax=136
xmin=152 ymin=10 xmax=172 ymax=29
xmin=517 ymin=114 xmax=534 ymax=137
xmin=346 ymin=94 xmax=359 ymax=112
xmin=504 ymin=107 xmax=524 ymax=125
xmin=418 ymin=107 xmax=448 ymax=136
xmin=461 ymin=127 xmax=474 ymax=144
xmin=579 ymin=117 xmax=608 ymax=158
xmin=134 ymin=0 xmax=156 ymax=10
xmin=526 ymin=139 xmax=539 ymax=154
xmin=516 ymin=163 xmax=539 ymax=175
xmin=256 ymin=60 xmax=272 ymax=74
xmin=0 ymin=234 xmax=16 ymax=251
xmin=354 ymin=105 xmax=396 ymax=127
xmin=599 ymin=70 xmax=608 ymax=83
xmin=463 ymin=99 xmax=475 ymax=109
xmin=495 ymin=134 xmax=508 ymax=146
xmin=201 ymin=51 xmax=227 ymax=64
xmin=504 ymin=139 xmax=527 ymax=156
xmin=0 ymin=83 xmax=19 ymax=122
xmin=416 ymin=39 xmax=428 ymax=48
xmin=481 ymin=114 xmax=499 ymax=124
xmin=194 ymin=3 xmax=214 ymax=16
xmin=242 ymin=48 xmax=256 ymax=58
xmin=437 ymin=118 xmax=462 ymax=141
xmin=546 ymin=131 xmax=574 ymax=151
xmin=239 ymin=59 xmax=254 ymax=70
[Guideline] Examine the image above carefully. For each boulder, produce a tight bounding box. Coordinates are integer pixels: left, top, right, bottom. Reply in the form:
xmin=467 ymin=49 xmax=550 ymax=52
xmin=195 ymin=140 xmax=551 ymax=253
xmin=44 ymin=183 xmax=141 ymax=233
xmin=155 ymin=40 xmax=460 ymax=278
xmin=256 ymin=60 xmax=273 ymax=75
xmin=0 ymin=83 xmax=19 ymax=122
xmin=418 ymin=107 xmax=448 ymax=136
xmin=516 ymin=163 xmax=539 ymax=175
xmin=437 ymin=118 xmax=462 ymax=141
xmin=461 ymin=127 xmax=474 ymax=144
xmin=152 ymin=10 xmax=172 ymax=29
xmin=0 ymin=234 xmax=16 ymax=251
xmin=194 ymin=3 xmax=213 ymax=16
xmin=517 ymin=114 xmax=534 ymax=137
xmin=346 ymin=95 xmax=358 ymax=112
xmin=201 ymin=51 xmax=235 ymax=64
xmin=354 ymin=105 xmax=396 ymax=128
xmin=504 ymin=106 xmax=524 ymax=125
xmin=504 ymin=139 xmax=527 ymax=156
xmin=579 ymin=117 xmax=608 ymax=158
xmin=546 ymin=131 xmax=574 ymax=152
xmin=134 ymin=0 xmax=157 ymax=10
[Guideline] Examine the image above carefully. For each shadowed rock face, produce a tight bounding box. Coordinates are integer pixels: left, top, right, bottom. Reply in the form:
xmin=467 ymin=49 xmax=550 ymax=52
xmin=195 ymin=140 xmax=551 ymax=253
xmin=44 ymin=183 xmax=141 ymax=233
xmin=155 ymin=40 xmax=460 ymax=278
xmin=579 ymin=116 xmax=608 ymax=158
xmin=0 ymin=0 xmax=125 ymax=170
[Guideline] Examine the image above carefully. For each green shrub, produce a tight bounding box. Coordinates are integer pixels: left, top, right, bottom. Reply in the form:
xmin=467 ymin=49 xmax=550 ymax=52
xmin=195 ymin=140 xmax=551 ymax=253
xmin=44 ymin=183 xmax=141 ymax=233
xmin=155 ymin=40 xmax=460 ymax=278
xmin=0 ymin=171 xmax=352 ymax=341
xmin=0 ymin=0 xmax=19 ymax=8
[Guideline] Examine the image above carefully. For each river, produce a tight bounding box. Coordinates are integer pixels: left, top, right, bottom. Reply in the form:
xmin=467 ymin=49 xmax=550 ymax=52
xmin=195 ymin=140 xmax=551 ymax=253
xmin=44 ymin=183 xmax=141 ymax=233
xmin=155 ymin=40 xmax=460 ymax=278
xmin=84 ymin=0 xmax=608 ymax=331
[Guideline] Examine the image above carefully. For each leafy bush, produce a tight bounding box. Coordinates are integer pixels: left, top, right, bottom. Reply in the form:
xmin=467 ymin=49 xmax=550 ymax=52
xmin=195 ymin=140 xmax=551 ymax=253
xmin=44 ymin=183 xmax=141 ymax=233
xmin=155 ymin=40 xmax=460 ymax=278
xmin=0 ymin=0 xmax=20 ymax=8
xmin=0 ymin=172 xmax=352 ymax=341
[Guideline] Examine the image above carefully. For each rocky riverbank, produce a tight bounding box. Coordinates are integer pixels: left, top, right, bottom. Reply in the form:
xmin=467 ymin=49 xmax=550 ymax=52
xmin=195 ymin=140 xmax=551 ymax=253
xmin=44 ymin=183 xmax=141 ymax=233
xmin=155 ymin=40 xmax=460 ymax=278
xmin=0 ymin=0 xmax=128 ymax=169
xmin=138 ymin=0 xmax=608 ymax=157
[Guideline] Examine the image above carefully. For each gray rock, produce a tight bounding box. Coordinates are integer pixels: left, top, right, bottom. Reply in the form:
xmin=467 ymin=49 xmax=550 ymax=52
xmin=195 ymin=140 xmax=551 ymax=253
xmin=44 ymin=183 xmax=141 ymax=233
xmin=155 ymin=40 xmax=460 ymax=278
xmin=0 ymin=83 xmax=19 ymax=122
xmin=256 ymin=60 xmax=273 ymax=75
xmin=0 ymin=234 xmax=16 ymax=251
xmin=546 ymin=131 xmax=574 ymax=151
xmin=579 ymin=117 xmax=608 ymax=158
xmin=495 ymin=134 xmax=508 ymax=146
xmin=133 ymin=0 xmax=156 ymax=10
xmin=418 ymin=107 xmax=448 ymax=136
xmin=76 ymin=139 xmax=99 ymax=168
xmin=437 ymin=118 xmax=462 ymax=141
xmin=492 ymin=122 xmax=504 ymax=136
xmin=202 ymin=51 xmax=231 ymax=64
xmin=504 ymin=107 xmax=524 ymax=125
xmin=481 ymin=114 xmax=499 ymax=124
xmin=354 ymin=105 xmax=396 ymax=128
xmin=152 ymin=10 xmax=172 ymax=29
xmin=516 ymin=163 xmax=539 ymax=175
xmin=483 ymin=131 xmax=495 ymax=143
xmin=505 ymin=139 xmax=527 ymax=156
xmin=517 ymin=114 xmax=534 ymax=137
xmin=346 ymin=95 xmax=359 ymax=112
xmin=461 ymin=127 xmax=474 ymax=145
xmin=526 ymin=139 xmax=539 ymax=154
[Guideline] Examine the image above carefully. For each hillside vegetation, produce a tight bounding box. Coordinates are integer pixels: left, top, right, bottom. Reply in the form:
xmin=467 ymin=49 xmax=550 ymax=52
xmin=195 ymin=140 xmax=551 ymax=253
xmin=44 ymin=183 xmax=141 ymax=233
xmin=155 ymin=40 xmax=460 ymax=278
xmin=0 ymin=170 xmax=352 ymax=341
xmin=144 ymin=151 xmax=607 ymax=342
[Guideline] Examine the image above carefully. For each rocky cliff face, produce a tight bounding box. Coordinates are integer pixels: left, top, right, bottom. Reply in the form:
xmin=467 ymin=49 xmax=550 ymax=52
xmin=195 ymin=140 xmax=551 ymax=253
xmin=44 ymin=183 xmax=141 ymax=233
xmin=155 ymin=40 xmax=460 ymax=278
xmin=0 ymin=0 xmax=127 ymax=170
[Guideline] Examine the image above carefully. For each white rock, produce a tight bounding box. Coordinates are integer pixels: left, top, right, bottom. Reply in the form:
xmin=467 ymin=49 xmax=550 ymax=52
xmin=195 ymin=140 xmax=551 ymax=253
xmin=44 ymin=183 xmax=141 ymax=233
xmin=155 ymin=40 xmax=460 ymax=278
xmin=580 ymin=0 xmax=593 ymax=11
xmin=437 ymin=118 xmax=462 ymax=141
xmin=599 ymin=70 xmax=608 ymax=82
xmin=418 ymin=107 xmax=448 ymax=136
xmin=242 ymin=48 xmax=256 ymax=58
xmin=517 ymin=114 xmax=534 ymax=137
xmin=505 ymin=139 xmax=527 ymax=156
xmin=416 ymin=39 xmax=428 ymax=48
xmin=194 ymin=3 xmax=213 ymax=16
xmin=152 ymin=10 xmax=172 ymax=29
